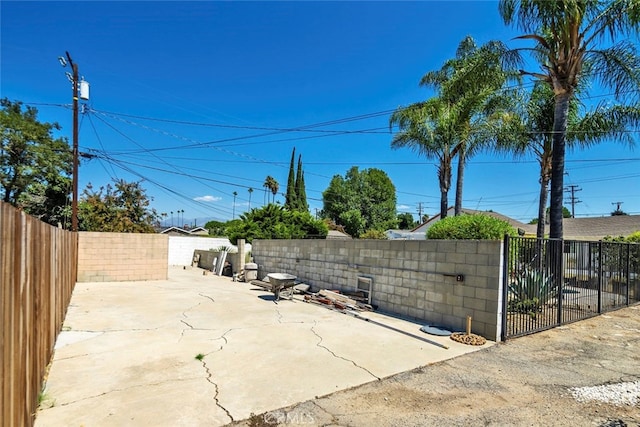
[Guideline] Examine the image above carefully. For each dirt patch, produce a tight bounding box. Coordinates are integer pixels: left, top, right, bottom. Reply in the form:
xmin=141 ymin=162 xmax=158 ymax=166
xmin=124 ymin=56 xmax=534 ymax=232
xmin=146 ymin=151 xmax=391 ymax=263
xmin=231 ymin=305 xmax=640 ymax=427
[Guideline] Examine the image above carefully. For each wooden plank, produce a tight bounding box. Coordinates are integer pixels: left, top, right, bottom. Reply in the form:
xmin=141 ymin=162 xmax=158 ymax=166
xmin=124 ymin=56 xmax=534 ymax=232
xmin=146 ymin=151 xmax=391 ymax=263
xmin=318 ymin=289 xmax=355 ymax=304
xmin=0 ymin=202 xmax=78 ymax=427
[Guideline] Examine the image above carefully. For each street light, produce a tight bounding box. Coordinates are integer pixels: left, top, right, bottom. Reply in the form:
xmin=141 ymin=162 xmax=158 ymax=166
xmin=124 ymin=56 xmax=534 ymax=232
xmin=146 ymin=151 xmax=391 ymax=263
xmin=60 ymin=51 xmax=89 ymax=231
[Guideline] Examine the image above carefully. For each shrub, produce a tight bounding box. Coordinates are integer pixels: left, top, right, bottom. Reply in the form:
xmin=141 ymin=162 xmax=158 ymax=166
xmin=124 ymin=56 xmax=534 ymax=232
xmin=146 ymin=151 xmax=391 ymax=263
xmin=226 ymin=204 xmax=328 ymax=244
xmin=626 ymin=231 xmax=640 ymax=243
xmin=359 ymin=229 xmax=388 ymax=240
xmin=426 ymin=214 xmax=517 ymax=240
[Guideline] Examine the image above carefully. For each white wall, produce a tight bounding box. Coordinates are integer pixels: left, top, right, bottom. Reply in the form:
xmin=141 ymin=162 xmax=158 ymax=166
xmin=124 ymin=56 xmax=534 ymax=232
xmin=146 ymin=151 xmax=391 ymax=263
xmin=168 ymin=236 xmax=251 ymax=265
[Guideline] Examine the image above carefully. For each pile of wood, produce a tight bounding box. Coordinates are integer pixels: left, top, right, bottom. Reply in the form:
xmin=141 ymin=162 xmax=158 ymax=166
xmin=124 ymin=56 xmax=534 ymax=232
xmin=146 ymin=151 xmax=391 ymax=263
xmin=304 ymin=289 xmax=373 ymax=312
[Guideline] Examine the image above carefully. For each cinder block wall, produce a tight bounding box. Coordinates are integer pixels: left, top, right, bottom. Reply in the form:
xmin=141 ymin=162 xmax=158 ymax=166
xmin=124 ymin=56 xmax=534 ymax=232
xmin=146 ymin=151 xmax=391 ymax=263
xmin=252 ymin=239 xmax=504 ymax=341
xmin=78 ymin=232 xmax=168 ymax=282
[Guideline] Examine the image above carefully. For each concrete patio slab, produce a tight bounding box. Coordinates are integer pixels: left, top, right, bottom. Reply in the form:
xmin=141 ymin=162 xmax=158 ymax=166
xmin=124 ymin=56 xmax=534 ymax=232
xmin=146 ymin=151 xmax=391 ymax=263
xmin=35 ymin=266 xmax=491 ymax=427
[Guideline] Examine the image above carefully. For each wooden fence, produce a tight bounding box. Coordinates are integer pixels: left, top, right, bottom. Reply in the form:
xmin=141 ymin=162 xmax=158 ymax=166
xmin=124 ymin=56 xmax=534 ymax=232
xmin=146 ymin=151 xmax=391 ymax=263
xmin=1 ymin=202 xmax=78 ymax=427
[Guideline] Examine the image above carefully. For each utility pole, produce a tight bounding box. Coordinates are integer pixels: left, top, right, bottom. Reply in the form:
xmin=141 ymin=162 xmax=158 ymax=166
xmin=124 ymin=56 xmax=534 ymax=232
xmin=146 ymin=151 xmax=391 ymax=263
xmin=417 ymin=202 xmax=424 ymax=223
xmin=60 ymin=52 xmax=89 ymax=231
xmin=67 ymin=52 xmax=79 ymax=231
xmin=611 ymin=201 xmax=625 ymax=215
xmin=564 ymin=185 xmax=581 ymax=218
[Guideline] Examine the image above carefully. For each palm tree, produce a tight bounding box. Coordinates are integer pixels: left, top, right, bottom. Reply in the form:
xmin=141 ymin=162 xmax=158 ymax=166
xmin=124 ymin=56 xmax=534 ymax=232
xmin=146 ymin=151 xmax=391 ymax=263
xmin=390 ymin=98 xmax=458 ymax=219
xmin=420 ymin=36 xmax=518 ymax=216
xmin=232 ymin=191 xmax=238 ymax=218
xmin=390 ymin=36 xmax=518 ymax=218
xmin=263 ymin=176 xmax=279 ymax=204
xmin=498 ymin=82 xmax=640 ymax=239
xmin=270 ymin=180 xmax=279 ymax=204
xmin=248 ymin=187 xmax=253 ymax=210
xmin=499 ymin=0 xmax=640 ymax=238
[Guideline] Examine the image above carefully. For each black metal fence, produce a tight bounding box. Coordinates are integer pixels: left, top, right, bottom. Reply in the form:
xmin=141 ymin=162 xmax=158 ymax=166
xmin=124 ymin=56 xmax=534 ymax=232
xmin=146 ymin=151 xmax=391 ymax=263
xmin=502 ymin=236 xmax=640 ymax=339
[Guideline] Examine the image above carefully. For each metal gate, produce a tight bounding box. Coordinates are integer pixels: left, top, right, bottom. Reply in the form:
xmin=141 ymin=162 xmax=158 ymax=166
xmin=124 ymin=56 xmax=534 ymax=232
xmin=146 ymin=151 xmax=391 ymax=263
xmin=502 ymin=236 xmax=640 ymax=339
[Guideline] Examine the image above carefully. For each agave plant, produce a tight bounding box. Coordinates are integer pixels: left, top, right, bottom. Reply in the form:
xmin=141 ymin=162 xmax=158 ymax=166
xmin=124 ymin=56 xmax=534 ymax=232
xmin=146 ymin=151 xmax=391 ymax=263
xmin=508 ymin=268 xmax=557 ymax=314
xmin=212 ymin=245 xmax=237 ymax=253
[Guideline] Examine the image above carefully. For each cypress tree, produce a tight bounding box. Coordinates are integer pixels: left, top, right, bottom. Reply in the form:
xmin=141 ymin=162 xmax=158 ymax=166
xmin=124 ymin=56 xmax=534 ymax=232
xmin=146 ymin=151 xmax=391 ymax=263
xmin=284 ymin=147 xmax=297 ymax=210
xmin=295 ymin=154 xmax=309 ymax=212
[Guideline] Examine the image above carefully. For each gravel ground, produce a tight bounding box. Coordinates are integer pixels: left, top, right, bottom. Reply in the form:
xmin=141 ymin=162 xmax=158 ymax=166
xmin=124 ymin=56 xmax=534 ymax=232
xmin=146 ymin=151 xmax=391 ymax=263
xmin=231 ymin=305 xmax=640 ymax=427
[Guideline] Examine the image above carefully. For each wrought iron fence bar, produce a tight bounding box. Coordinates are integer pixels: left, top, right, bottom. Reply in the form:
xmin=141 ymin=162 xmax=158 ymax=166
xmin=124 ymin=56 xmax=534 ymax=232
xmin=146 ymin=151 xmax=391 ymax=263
xmin=503 ymin=235 xmax=639 ymax=340
xmin=597 ymin=240 xmax=603 ymax=314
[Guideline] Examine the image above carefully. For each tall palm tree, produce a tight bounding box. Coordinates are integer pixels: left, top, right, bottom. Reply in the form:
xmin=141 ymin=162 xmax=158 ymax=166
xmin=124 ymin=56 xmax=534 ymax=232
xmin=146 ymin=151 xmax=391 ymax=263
xmin=248 ymin=187 xmax=253 ymax=210
xmin=499 ymin=0 xmax=640 ymax=238
xmin=263 ymin=178 xmax=269 ymax=205
xmin=420 ymin=36 xmax=518 ymax=216
xmin=498 ymin=82 xmax=640 ymax=239
xmin=390 ymin=98 xmax=458 ymax=219
xmin=263 ymin=175 xmax=279 ymax=204
xmin=232 ymin=191 xmax=238 ymax=218
xmin=270 ymin=179 xmax=279 ymax=203
xmin=390 ymin=37 xmax=518 ymax=219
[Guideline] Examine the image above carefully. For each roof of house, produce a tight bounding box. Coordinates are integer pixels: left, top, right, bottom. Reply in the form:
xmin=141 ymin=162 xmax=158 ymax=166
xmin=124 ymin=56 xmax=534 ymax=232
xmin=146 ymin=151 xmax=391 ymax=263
xmin=410 ymin=208 xmax=639 ymax=241
xmin=159 ymin=226 xmax=210 ymax=236
xmin=521 ymin=215 xmax=640 ymax=240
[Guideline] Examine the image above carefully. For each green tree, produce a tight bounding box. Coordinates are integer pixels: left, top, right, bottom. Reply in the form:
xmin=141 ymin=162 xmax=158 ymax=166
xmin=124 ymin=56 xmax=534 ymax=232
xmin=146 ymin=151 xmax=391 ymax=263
xmin=226 ymin=203 xmax=327 ymax=244
xmin=322 ymin=166 xmax=397 ymax=237
xmin=284 ymin=148 xmax=308 ymax=212
xmin=284 ymin=147 xmax=297 ymax=210
xmin=295 ymin=154 xmax=308 ymax=212
xmin=499 ymin=0 xmax=640 ymax=238
xmin=79 ymin=179 xmax=158 ymax=233
xmin=397 ymin=212 xmax=417 ymax=229
xmin=204 ymin=219 xmax=227 ymax=236
xmin=0 ymin=98 xmax=72 ymax=226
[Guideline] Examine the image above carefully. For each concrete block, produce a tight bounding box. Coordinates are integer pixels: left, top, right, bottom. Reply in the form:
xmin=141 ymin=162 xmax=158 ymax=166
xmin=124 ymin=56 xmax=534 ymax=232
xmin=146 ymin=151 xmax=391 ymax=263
xmin=425 ymin=291 xmax=444 ymax=303
xmin=408 ymin=307 xmax=424 ymax=320
xmin=456 ymin=241 xmax=478 ymax=254
xmin=464 ymin=297 xmax=486 ymax=311
xmin=403 ymin=259 xmax=419 ymax=271
xmin=475 ymin=288 xmax=498 ymax=301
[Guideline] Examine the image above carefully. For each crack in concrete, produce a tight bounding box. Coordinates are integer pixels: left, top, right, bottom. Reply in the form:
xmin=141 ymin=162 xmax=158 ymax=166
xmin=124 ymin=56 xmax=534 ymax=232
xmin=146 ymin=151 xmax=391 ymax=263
xmin=199 ymin=293 xmax=215 ymax=304
xmin=275 ymin=307 xmax=284 ymax=323
xmin=180 ymin=319 xmax=195 ymax=329
xmin=199 ymin=357 xmax=234 ymax=423
xmin=208 ymin=329 xmax=231 ymax=352
xmin=51 ymin=377 xmax=202 ymax=407
xmin=196 ymin=329 xmax=234 ymax=423
xmin=273 ymin=307 xmax=308 ymax=325
xmin=179 ymin=301 xmax=206 ymax=341
xmin=310 ymin=322 xmax=380 ymax=381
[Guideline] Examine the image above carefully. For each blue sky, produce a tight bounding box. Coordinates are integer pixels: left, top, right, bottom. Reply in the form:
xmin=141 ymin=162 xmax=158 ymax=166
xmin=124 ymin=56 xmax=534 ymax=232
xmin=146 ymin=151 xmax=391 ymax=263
xmin=2 ymin=1 xmax=639 ymax=227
